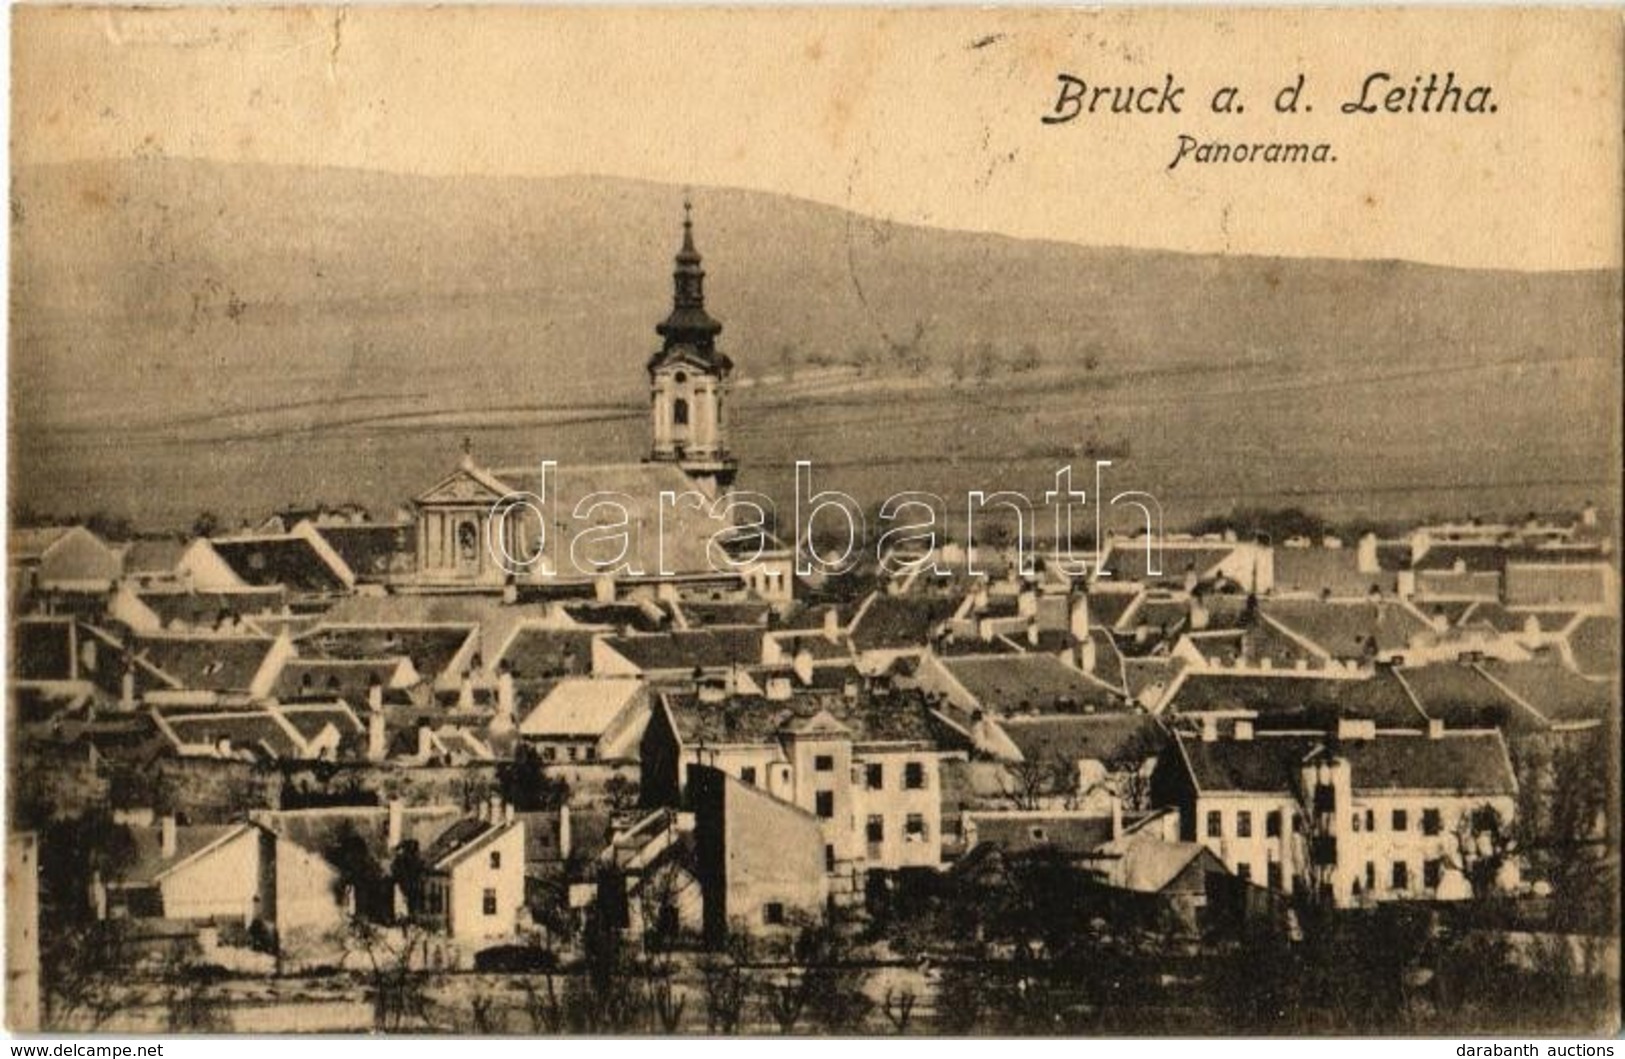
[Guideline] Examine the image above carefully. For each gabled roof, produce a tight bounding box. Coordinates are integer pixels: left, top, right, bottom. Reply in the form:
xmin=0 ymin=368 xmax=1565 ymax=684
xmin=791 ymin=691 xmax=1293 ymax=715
xmin=274 ymin=658 xmax=414 ymax=700
xmin=1174 ymin=729 xmax=1516 ymax=797
xmin=299 ymin=623 xmax=477 ymax=684
xmin=275 ymin=701 xmax=366 ymax=742
xmin=308 ymin=522 xmax=415 ymax=579
xmin=135 ymin=589 xmax=288 ymax=629
xmin=159 ymin=709 xmax=307 ymax=759
xmin=131 ymin=633 xmax=278 ymax=694
xmin=1097 ymin=543 xmax=1235 ymax=585
xmin=600 ymin=627 xmax=763 ymax=673
xmin=1262 ymin=598 xmax=1429 ymax=658
xmin=1273 ymin=548 xmax=1397 ymax=598
xmin=12 ymin=616 xmax=77 ymax=681
xmin=119 ymin=823 xmax=255 ymax=887
xmin=492 ymin=624 xmax=596 ymax=681
xmin=997 ymin=713 xmax=1165 ymax=770
xmin=937 ymin=653 xmax=1129 ymax=715
xmin=1394 ymin=663 xmax=1543 ymax=734
xmin=520 ymin=678 xmax=645 ymax=738
xmin=208 ymin=535 xmax=349 ymax=592
xmin=663 ymin=687 xmax=939 ymax=746
xmin=1163 ymin=670 xmax=1426 ymax=730
xmin=255 ymin=805 xmax=463 ymax=866
xmin=426 ymin=818 xmax=519 ymax=871
xmin=849 ymin=592 xmax=963 ymax=651
xmin=561 ymin=601 xmax=671 ymax=633
xmin=1476 ymin=658 xmax=1611 ymax=727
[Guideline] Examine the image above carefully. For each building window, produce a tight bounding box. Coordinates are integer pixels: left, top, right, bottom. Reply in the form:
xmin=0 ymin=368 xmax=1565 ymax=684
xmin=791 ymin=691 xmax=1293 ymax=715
xmin=866 ymin=763 xmax=884 ymax=790
xmin=567 ymin=746 xmax=578 ymax=763
xmin=542 ymin=746 xmax=557 ymax=762
xmin=1351 ymin=811 xmax=1363 ymax=834
xmin=825 ymin=845 xmax=836 ymax=872
xmin=1236 ymin=862 xmax=1252 ymax=883
xmin=905 ymin=814 xmax=927 ymax=842
xmin=1266 ymin=862 xmax=1282 ymax=890
xmin=1392 ymin=809 xmax=1408 ymax=833
xmin=1422 ymin=808 xmax=1442 ymax=836
xmin=1392 ymin=861 xmax=1409 ymax=891
xmin=1206 ymin=810 xmax=1223 ymax=838
xmin=1265 ymin=810 xmax=1282 ymax=838
xmin=585 ymin=746 xmax=598 ymax=762
xmin=673 ymin=398 xmax=689 ymax=426
xmin=815 ymin=791 xmax=835 ymax=818
xmin=489 ymin=851 xmax=501 ymax=869
xmin=1030 ymin=827 xmax=1048 ymax=842
xmin=1366 ymin=808 xmax=1376 ymax=832
xmin=1365 ymin=861 xmax=1376 ymax=891
xmin=482 ymin=888 xmax=498 ymax=916
xmin=904 ymin=762 xmax=926 ymax=790
xmin=814 ymin=754 xmax=835 ymax=772
xmin=763 ymin=902 xmax=785 ymax=926
xmin=866 ymin=815 xmax=884 ymax=843
xmin=1424 ymin=858 xmax=1443 ymax=890
xmin=740 ymin=766 xmax=757 ymax=786
xmin=1236 ymin=811 xmax=1252 ymax=839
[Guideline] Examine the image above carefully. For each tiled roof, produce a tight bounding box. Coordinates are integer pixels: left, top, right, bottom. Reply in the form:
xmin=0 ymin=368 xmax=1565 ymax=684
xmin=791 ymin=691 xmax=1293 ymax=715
xmin=310 ymin=522 xmax=416 ymax=579
xmin=1394 ymin=664 xmax=1541 ymax=734
xmin=966 ymin=812 xmax=1116 ymax=856
xmin=678 ymin=601 xmax=772 ymax=628
xmin=274 ymin=658 xmax=410 ymax=701
xmin=1098 ymin=544 xmax=1235 ymax=585
xmin=939 ymin=654 xmax=1129 ymax=715
xmin=1262 ymin=598 xmax=1429 ymax=658
xmin=493 ymin=625 xmax=597 ymax=681
xmin=9 ymin=526 xmax=76 ymax=561
xmin=136 ymin=589 xmax=288 ymax=629
xmin=256 ymin=805 xmax=462 ymax=866
xmin=600 ymin=628 xmax=764 ymax=673
xmin=849 ymin=593 xmax=963 ymax=651
xmin=1272 ymin=548 xmax=1398 ymax=598
xmin=1460 ymin=602 xmax=1578 ymax=634
xmin=275 ymin=701 xmax=366 ymax=742
xmin=1083 ymin=589 xmax=1141 ymax=632
xmin=1175 ymin=729 xmax=1515 ymax=796
xmin=1163 ymin=670 xmax=1425 ymax=730
xmin=1121 ymin=656 xmax=1182 ymax=700
xmin=300 ymin=623 xmax=477 ymax=684
xmin=520 ymin=678 xmax=644 ymax=738
xmin=997 ymin=713 xmax=1166 ymax=770
xmin=1476 ymin=659 xmax=1612 ymax=727
xmin=209 ymin=536 xmax=348 ymax=592
xmin=664 ymin=687 xmax=939 ymax=745
xmin=120 ymin=538 xmax=188 ymax=576
xmin=132 ymin=633 xmax=276 ymax=693
xmin=121 ymin=824 xmax=248 ymax=886
xmin=161 ymin=710 xmax=305 ymax=759
xmin=561 ymin=602 xmax=671 ymax=634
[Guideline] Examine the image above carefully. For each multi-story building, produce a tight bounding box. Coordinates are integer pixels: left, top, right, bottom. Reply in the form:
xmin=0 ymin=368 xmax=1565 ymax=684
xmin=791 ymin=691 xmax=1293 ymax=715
xmin=1151 ymin=718 xmax=1518 ymax=906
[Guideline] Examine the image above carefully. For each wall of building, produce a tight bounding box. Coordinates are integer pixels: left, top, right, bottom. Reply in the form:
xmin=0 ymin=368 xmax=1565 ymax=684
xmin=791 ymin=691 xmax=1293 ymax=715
xmin=160 ymin=827 xmax=264 ymax=922
xmin=444 ymin=824 xmax=526 ymax=941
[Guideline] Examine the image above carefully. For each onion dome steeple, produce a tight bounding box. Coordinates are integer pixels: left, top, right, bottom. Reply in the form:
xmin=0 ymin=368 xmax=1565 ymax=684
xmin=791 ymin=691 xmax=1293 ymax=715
xmin=654 ymin=198 xmax=726 ymax=359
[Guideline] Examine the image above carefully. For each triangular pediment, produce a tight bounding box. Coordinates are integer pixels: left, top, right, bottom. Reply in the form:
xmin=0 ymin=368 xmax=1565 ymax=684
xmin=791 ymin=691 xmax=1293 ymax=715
xmin=415 ymin=466 xmax=515 ymax=506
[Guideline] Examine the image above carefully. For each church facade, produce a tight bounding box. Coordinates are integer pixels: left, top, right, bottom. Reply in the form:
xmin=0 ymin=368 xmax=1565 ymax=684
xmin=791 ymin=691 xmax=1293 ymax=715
xmin=410 ymin=205 xmax=789 ymax=601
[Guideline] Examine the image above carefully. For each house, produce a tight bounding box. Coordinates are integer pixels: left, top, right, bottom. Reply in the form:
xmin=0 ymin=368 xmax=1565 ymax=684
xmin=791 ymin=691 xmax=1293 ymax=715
xmin=642 ymin=687 xmax=952 ymax=890
xmin=420 ymin=801 xmax=527 ymax=942
xmin=517 ymin=677 xmax=650 ymax=763
xmin=177 ymin=523 xmax=355 ymax=595
xmin=9 ymin=525 xmax=123 ymax=593
xmin=99 ymin=817 xmax=346 ymax=939
xmin=298 ymin=519 xmax=416 ymax=582
xmin=593 ymin=627 xmax=767 ymax=681
xmin=109 ymin=584 xmax=288 ymax=634
xmin=152 ymin=705 xmax=346 ymax=762
xmin=1151 ymin=719 xmax=1518 ymax=907
xmin=689 ymin=765 xmax=829 ymax=945
xmin=1087 ymin=815 xmax=1231 ymax=933
xmin=127 ymin=630 xmax=293 ymax=698
xmin=1158 ymin=668 xmax=1429 ymax=732
xmin=915 ymin=651 xmax=1129 ymax=719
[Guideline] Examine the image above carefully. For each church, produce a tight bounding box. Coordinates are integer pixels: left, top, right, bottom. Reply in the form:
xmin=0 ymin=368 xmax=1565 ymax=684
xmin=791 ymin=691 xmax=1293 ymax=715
xmin=409 ymin=203 xmax=791 ymax=602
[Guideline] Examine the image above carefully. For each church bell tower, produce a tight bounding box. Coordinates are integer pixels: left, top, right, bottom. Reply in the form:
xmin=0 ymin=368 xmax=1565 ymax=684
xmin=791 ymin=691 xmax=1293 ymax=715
xmin=647 ymin=199 xmax=737 ymax=494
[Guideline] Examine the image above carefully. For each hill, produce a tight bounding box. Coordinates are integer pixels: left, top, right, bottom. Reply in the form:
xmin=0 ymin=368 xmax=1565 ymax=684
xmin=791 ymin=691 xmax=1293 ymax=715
xmin=9 ymin=158 xmax=1621 ymax=529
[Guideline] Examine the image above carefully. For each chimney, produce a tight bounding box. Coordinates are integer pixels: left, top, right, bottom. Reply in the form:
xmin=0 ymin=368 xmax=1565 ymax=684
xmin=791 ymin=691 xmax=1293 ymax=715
xmin=1234 ymin=718 xmax=1254 ymax=741
xmin=1134 ymin=622 xmax=1151 ymax=646
xmin=458 ymin=671 xmax=474 ymax=711
xmin=488 ymin=795 xmax=502 ymax=827
xmin=765 ymin=674 xmax=792 ymax=701
xmin=793 ymin=642 xmax=815 ymax=686
xmin=1335 ymin=717 xmax=1377 ymax=742
xmin=1078 ymin=636 xmax=1098 ymax=674
xmin=367 ymin=675 xmax=384 ymax=714
xmin=977 ymin=617 xmax=996 ymax=643
xmin=1182 ymin=565 xmax=1198 ymax=593
xmin=502 ymin=576 xmax=519 ymax=606
xmin=1428 ymin=717 xmax=1445 ymax=739
xmin=494 ymin=667 xmax=516 ymax=727
xmin=120 ymin=666 xmax=137 ymax=711
xmin=1026 ymin=619 xmax=1040 ymax=647
xmin=559 ymin=803 xmax=573 ymax=859
xmin=973 ymin=582 xmax=990 ymax=614
xmin=1200 ymin=715 xmax=1219 ymax=743
xmin=504 ymin=802 xmax=515 ymax=826
xmin=387 ymin=799 xmax=404 ymax=851
xmin=823 ymin=607 xmax=841 ymax=643
xmin=160 ymin=816 xmax=178 ymax=859
xmin=1356 ymin=532 xmax=1379 ymax=575
xmin=1581 ymin=501 xmax=1598 ymax=528
xmin=1069 ymin=593 xmax=1089 ymax=641
xmin=1017 ymin=586 xmax=1038 ymax=620
xmin=416 ymin=724 xmax=435 ymax=761
xmin=368 ymin=711 xmax=387 ymax=762
xmin=594 ymin=573 xmax=616 ymax=603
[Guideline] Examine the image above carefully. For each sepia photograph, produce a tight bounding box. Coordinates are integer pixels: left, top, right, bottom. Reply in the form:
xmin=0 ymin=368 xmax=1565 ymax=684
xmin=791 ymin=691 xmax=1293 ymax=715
xmin=3 ymin=4 xmax=1621 ymax=1039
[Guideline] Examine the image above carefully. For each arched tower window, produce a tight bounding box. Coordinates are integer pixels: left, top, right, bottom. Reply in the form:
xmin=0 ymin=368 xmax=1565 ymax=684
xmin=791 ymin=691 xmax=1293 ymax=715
xmin=673 ymin=398 xmax=689 ymax=426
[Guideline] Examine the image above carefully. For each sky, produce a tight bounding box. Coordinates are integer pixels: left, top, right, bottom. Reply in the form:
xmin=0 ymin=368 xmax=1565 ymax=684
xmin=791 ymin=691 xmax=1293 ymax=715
xmin=10 ymin=6 xmax=1624 ymax=271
